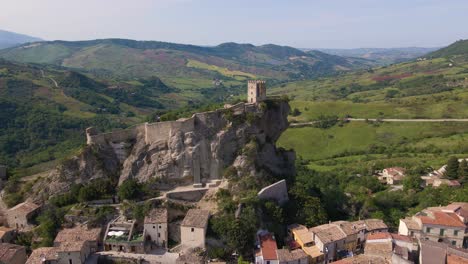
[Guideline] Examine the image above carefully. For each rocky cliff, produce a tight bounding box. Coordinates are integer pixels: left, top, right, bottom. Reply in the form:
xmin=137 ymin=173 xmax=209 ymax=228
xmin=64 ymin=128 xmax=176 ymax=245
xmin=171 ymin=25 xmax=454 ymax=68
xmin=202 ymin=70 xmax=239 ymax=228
xmin=29 ymin=100 xmax=295 ymax=203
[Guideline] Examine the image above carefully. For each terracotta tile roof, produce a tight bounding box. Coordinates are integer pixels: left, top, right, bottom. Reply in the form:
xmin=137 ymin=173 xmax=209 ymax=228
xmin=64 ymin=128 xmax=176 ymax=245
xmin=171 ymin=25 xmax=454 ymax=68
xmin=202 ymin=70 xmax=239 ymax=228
xmin=8 ymin=201 xmax=39 ymax=215
xmin=276 ymin=248 xmax=307 ymax=262
xmin=0 ymin=243 xmax=25 ymax=263
xmin=145 ymin=208 xmax=168 ymax=224
xmin=420 ymin=240 xmax=452 ymax=264
xmin=367 ymin=232 xmax=392 ymax=240
xmin=331 ymin=254 xmax=388 ymax=264
xmin=26 ymin=247 xmax=58 ymax=264
xmin=54 ymin=225 xmax=101 ymax=244
xmin=449 ymin=180 xmax=461 ymax=187
xmin=419 ymin=211 xmax=465 ymax=228
xmin=401 ymin=217 xmax=421 ymax=230
xmin=364 ymin=241 xmax=393 ymax=258
xmin=390 ymin=233 xmax=413 ymax=243
xmin=303 ymin=244 xmax=323 ymax=258
xmin=310 ymin=224 xmax=347 ymax=244
xmin=333 ymin=220 xmax=366 ymax=235
xmin=447 ymin=254 xmax=468 ymax=264
xmin=258 ymin=233 xmax=278 ymax=260
xmin=289 ymin=224 xmax=313 ymax=244
xmin=364 ymin=219 xmax=388 ymax=231
xmin=181 ymin=209 xmax=210 ymax=228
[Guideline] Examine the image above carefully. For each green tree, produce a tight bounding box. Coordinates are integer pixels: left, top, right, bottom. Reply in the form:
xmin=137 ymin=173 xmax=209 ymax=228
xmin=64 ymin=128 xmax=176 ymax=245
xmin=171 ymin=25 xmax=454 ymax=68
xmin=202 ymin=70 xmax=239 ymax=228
xmin=403 ymin=174 xmax=423 ymax=192
xmin=118 ymin=179 xmax=142 ymax=200
xmin=458 ymin=159 xmax=468 ymax=179
xmin=445 ymin=157 xmax=460 ymax=179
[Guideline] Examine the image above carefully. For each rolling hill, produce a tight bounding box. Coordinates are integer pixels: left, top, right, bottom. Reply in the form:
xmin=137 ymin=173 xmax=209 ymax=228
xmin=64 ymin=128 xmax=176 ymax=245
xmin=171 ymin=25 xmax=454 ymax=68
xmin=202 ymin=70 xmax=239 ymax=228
xmin=0 ymin=58 xmax=209 ymax=173
xmin=0 ymin=39 xmax=373 ymax=90
xmin=274 ymin=40 xmax=468 ymax=172
xmin=0 ymin=29 xmax=42 ymax=49
xmin=316 ymin=47 xmax=438 ymax=65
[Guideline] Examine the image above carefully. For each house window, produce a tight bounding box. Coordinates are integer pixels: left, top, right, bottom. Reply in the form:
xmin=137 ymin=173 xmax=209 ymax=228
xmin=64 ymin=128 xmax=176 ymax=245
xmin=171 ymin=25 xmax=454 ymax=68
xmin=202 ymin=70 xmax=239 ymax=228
xmin=452 ymin=241 xmax=457 ymax=246
xmin=410 ymin=231 xmax=414 ymax=236
xmin=426 ymin=227 xmax=431 ymax=233
xmin=266 ymin=261 xmax=270 ymax=264
xmin=191 ymin=228 xmax=194 ymax=232
xmin=153 ymin=226 xmax=155 ymax=229
xmin=454 ymin=230 xmax=459 ymax=236
xmin=159 ymin=225 xmax=162 ymax=229
xmin=440 ymin=229 xmax=445 ymax=236
xmin=158 ymin=233 xmax=160 ymax=238
xmin=69 ymin=260 xmax=73 ymax=264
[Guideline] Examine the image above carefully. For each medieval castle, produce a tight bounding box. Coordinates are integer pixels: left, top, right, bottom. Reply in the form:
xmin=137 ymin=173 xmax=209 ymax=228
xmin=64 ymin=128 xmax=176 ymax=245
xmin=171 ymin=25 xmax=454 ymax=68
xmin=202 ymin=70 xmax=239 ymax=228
xmin=85 ymin=81 xmax=268 ymax=186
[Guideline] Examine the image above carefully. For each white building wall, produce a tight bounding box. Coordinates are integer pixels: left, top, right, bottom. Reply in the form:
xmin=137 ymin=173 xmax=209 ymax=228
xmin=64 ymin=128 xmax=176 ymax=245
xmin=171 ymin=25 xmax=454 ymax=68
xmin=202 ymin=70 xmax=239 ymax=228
xmin=144 ymin=223 xmax=168 ymax=248
xmin=180 ymin=226 xmax=206 ymax=249
xmin=398 ymin=220 xmax=410 ymax=236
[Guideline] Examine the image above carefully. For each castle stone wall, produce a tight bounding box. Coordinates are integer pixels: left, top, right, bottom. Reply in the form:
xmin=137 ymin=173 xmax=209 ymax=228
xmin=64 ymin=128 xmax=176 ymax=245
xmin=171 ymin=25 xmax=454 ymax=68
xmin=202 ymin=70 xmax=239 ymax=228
xmin=257 ymin=179 xmax=289 ymax=205
xmin=145 ymin=118 xmax=195 ymax=144
xmin=86 ymin=102 xmax=249 ymax=146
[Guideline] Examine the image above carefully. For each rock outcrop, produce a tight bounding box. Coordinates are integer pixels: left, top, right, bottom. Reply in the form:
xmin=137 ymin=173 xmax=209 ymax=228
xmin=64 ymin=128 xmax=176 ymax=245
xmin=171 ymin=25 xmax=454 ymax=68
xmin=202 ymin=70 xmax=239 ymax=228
xmin=29 ymin=100 xmax=295 ymax=203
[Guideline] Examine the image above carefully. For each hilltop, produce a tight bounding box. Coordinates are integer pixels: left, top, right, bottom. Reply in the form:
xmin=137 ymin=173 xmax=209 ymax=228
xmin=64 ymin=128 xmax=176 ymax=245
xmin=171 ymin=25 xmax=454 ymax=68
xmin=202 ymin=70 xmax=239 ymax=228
xmin=0 ymin=29 xmax=42 ymax=49
xmin=0 ymin=39 xmax=372 ymax=89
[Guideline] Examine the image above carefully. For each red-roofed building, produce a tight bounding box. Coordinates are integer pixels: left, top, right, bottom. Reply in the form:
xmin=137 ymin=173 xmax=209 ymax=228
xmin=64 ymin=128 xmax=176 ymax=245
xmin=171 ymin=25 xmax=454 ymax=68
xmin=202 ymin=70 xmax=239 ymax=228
xmin=255 ymin=231 xmax=279 ymax=264
xmin=399 ymin=204 xmax=468 ymax=248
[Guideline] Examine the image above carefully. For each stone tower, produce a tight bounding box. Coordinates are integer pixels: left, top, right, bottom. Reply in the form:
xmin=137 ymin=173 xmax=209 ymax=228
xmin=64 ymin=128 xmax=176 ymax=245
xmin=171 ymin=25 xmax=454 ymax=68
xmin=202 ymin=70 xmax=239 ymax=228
xmin=247 ymin=80 xmax=266 ymax=103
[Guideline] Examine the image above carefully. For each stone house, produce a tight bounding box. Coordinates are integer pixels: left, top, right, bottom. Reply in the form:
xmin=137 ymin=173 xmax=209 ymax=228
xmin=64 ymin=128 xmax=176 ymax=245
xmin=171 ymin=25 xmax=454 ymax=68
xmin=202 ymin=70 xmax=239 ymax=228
xmin=143 ymin=208 xmax=168 ymax=248
xmin=0 ymin=226 xmax=16 ymax=243
xmin=56 ymin=241 xmax=90 ymax=264
xmin=277 ymin=248 xmax=309 ymax=264
xmin=104 ymin=216 xmax=145 ymax=253
xmin=310 ymin=224 xmax=348 ymax=263
xmin=54 ymin=225 xmax=102 ymax=253
xmin=365 ymin=232 xmax=418 ymax=264
xmin=399 ymin=203 xmax=468 ymax=248
xmin=26 ymin=247 xmax=58 ymax=264
xmin=0 ymin=243 xmax=27 ymax=264
xmin=255 ymin=232 xmax=279 ymax=264
xmin=7 ymin=201 xmax=40 ymax=231
xmin=180 ymin=209 xmax=210 ymax=249
xmin=288 ymin=224 xmax=323 ymax=263
xmin=381 ymin=167 xmax=406 ymax=185
xmin=332 ymin=221 xmax=366 ymax=253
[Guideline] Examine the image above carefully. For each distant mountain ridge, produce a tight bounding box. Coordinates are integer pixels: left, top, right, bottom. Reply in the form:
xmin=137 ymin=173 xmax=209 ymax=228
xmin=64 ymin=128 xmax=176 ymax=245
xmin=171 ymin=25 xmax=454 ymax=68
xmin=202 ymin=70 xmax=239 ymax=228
xmin=0 ymin=38 xmax=373 ymax=89
xmin=315 ymin=47 xmax=439 ymax=65
xmin=0 ymin=29 xmax=42 ymax=49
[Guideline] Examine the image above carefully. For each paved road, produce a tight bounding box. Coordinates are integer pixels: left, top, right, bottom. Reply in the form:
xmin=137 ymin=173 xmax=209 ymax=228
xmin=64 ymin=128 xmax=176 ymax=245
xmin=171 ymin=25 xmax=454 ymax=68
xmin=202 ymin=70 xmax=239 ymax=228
xmin=290 ymin=118 xmax=468 ymax=127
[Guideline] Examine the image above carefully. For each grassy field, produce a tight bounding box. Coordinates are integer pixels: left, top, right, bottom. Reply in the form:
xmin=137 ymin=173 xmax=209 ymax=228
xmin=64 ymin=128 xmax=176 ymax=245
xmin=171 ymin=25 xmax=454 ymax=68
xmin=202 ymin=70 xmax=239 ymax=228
xmin=278 ymin=121 xmax=468 ymax=171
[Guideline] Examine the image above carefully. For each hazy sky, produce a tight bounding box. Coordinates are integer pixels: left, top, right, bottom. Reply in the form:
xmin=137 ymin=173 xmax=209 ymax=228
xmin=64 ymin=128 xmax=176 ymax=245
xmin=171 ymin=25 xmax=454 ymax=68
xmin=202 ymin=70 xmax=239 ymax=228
xmin=1 ymin=0 xmax=467 ymax=48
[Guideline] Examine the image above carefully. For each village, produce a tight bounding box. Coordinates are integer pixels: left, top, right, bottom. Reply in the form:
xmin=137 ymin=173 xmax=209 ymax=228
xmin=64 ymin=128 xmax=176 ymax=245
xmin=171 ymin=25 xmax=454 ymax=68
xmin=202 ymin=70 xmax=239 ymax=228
xmin=0 ymin=82 xmax=466 ymax=264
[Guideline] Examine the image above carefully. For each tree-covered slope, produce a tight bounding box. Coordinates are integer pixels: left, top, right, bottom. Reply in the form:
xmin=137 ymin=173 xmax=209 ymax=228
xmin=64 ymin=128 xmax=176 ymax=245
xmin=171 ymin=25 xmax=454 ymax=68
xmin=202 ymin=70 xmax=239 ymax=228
xmin=0 ymin=59 xmax=186 ymax=172
xmin=427 ymin=39 xmax=468 ymax=58
xmin=0 ymin=39 xmax=373 ymax=88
